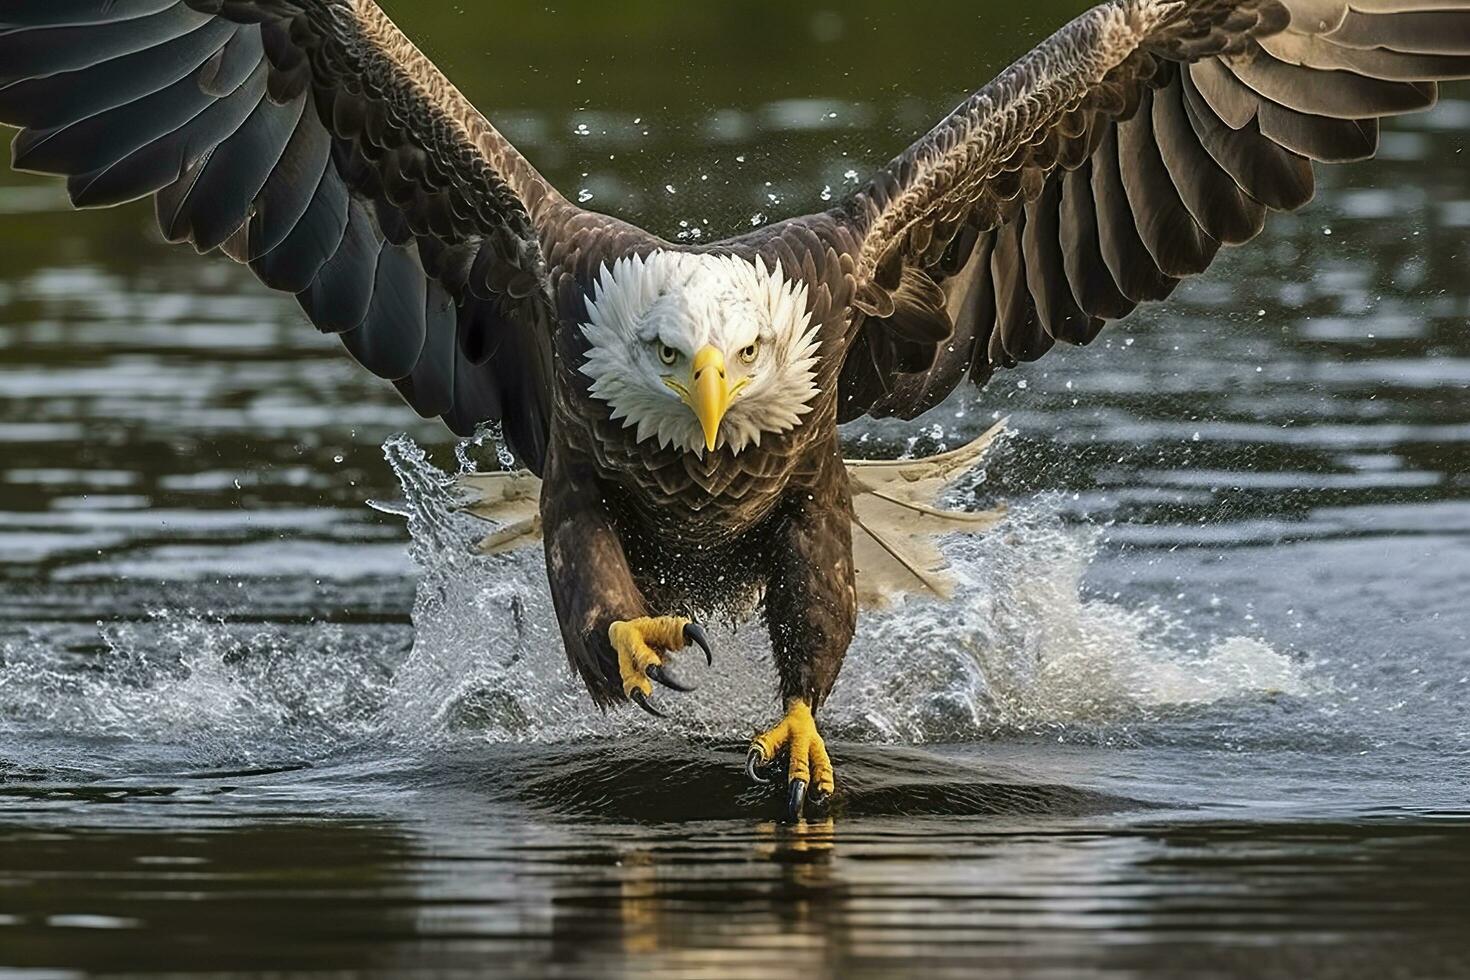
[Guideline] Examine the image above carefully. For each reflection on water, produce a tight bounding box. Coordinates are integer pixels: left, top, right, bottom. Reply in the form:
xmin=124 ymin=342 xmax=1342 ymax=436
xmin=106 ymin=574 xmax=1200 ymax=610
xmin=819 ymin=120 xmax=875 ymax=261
xmin=2 ymin=757 xmax=1469 ymax=976
xmin=2 ymin=0 xmax=1470 ymax=974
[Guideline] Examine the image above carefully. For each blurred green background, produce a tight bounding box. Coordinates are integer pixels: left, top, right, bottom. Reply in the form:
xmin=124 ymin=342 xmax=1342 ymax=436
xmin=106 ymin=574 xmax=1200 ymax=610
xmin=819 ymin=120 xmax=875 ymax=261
xmin=0 ymin=1 xmax=1098 ymax=255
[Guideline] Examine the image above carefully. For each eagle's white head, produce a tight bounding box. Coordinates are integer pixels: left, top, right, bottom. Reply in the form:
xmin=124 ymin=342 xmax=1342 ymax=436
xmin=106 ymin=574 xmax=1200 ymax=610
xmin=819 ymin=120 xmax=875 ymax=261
xmin=578 ymin=251 xmax=823 ymax=457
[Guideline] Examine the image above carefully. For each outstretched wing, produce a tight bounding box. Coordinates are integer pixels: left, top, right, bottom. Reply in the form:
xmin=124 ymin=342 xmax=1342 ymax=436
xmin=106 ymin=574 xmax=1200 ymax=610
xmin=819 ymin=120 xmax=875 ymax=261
xmin=0 ymin=0 xmax=575 ymax=469
xmin=834 ymin=0 xmax=1470 ymax=422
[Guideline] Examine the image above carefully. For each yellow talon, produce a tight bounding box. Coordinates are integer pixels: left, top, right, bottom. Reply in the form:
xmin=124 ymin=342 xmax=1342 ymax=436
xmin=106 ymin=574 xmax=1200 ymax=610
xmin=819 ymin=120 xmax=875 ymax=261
xmin=749 ymin=698 xmax=835 ymax=816
xmin=607 ymin=616 xmax=709 ymax=714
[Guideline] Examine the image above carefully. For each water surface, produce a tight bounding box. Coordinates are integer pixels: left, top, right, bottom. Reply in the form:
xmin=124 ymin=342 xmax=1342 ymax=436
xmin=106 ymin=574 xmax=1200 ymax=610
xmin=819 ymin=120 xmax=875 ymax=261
xmin=2 ymin=2 xmax=1469 ymax=976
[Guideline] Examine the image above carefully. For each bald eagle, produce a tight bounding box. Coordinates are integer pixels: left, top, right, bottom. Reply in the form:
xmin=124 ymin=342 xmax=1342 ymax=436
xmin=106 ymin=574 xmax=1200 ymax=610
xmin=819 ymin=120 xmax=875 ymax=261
xmin=4 ymin=0 xmax=1469 ymax=819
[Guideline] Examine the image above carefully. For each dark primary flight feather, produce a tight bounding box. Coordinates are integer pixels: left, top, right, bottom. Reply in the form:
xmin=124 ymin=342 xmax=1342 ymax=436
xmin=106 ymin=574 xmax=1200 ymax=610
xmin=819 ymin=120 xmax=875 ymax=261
xmin=835 ymin=0 xmax=1470 ymax=423
xmin=0 ymin=0 xmax=567 ymax=469
xmin=3 ymin=0 xmax=1469 ymax=460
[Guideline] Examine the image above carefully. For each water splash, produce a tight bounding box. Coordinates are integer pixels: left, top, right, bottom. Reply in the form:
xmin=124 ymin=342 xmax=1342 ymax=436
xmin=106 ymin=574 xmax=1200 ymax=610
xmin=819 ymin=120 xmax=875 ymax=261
xmin=0 ymin=434 xmax=1311 ymax=766
xmin=376 ymin=435 xmax=1309 ymax=745
xmin=831 ymin=511 xmax=1307 ymax=741
xmin=0 ymin=611 xmax=393 ymax=767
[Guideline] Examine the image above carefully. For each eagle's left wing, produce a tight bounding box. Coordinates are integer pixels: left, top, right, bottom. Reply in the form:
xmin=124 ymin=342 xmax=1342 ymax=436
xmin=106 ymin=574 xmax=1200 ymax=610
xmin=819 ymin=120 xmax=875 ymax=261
xmin=0 ymin=0 xmax=581 ymax=470
xmin=832 ymin=0 xmax=1470 ymax=422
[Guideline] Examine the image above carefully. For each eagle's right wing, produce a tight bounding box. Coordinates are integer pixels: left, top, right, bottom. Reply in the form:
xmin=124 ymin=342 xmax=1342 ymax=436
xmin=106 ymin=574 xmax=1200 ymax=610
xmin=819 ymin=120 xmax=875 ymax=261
xmin=0 ymin=0 xmax=581 ymax=469
xmin=832 ymin=0 xmax=1470 ymax=423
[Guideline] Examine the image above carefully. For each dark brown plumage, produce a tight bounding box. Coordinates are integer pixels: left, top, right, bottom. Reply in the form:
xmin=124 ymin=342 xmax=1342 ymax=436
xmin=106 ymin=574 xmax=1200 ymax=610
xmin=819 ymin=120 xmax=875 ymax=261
xmin=4 ymin=0 xmax=1468 ymax=818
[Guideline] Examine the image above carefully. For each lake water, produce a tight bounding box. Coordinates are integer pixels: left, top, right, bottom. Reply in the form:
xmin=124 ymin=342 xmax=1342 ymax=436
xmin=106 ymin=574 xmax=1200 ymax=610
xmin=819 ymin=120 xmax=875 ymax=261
xmin=1 ymin=2 xmax=1469 ymax=976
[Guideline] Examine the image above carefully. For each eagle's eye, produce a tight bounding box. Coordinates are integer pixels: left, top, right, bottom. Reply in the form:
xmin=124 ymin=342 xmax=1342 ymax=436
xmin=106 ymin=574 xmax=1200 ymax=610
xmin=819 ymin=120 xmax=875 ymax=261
xmin=739 ymin=342 xmax=759 ymax=364
xmin=657 ymin=343 xmax=679 ymax=366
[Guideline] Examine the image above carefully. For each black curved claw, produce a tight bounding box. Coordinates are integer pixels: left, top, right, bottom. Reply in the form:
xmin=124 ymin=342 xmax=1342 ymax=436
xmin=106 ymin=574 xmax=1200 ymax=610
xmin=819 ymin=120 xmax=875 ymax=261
xmin=683 ymin=622 xmax=713 ymax=666
xmin=629 ymin=689 xmax=665 ymax=718
xmin=746 ymin=746 xmax=771 ymax=785
xmin=646 ymin=664 xmax=694 ymax=693
xmin=785 ymin=778 xmax=808 ymax=823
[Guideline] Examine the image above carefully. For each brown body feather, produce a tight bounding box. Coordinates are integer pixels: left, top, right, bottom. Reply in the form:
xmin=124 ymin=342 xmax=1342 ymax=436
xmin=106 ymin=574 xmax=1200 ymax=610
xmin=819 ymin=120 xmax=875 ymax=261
xmin=3 ymin=0 xmax=1468 ymax=714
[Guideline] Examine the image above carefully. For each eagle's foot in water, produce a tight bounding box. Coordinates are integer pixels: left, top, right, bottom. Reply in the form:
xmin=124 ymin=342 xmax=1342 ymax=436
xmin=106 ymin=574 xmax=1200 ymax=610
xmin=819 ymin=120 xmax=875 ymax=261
xmin=747 ymin=698 xmax=834 ymax=821
xmin=609 ymin=616 xmax=712 ymax=717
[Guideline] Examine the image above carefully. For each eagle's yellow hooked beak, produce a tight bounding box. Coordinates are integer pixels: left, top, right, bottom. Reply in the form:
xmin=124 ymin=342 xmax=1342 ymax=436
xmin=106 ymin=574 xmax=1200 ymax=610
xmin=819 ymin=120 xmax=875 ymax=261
xmin=689 ymin=345 xmax=729 ymax=452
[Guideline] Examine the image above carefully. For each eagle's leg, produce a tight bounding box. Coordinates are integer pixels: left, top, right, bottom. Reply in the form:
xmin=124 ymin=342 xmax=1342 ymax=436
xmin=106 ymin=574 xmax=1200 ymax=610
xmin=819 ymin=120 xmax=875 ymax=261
xmin=749 ymin=446 xmax=856 ymax=820
xmin=541 ymin=443 xmax=714 ymax=713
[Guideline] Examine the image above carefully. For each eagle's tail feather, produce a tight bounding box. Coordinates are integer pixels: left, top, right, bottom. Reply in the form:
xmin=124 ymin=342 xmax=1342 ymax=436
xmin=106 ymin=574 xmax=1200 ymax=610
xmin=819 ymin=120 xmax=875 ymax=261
xmin=471 ymin=514 xmax=543 ymax=555
xmin=844 ymin=420 xmax=1008 ymax=608
xmin=453 ymin=420 xmax=1009 ymax=608
xmin=859 ymin=486 xmax=1000 ymax=523
xmin=454 ymin=469 xmax=542 ymax=554
xmin=849 ymin=507 xmax=958 ymax=603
